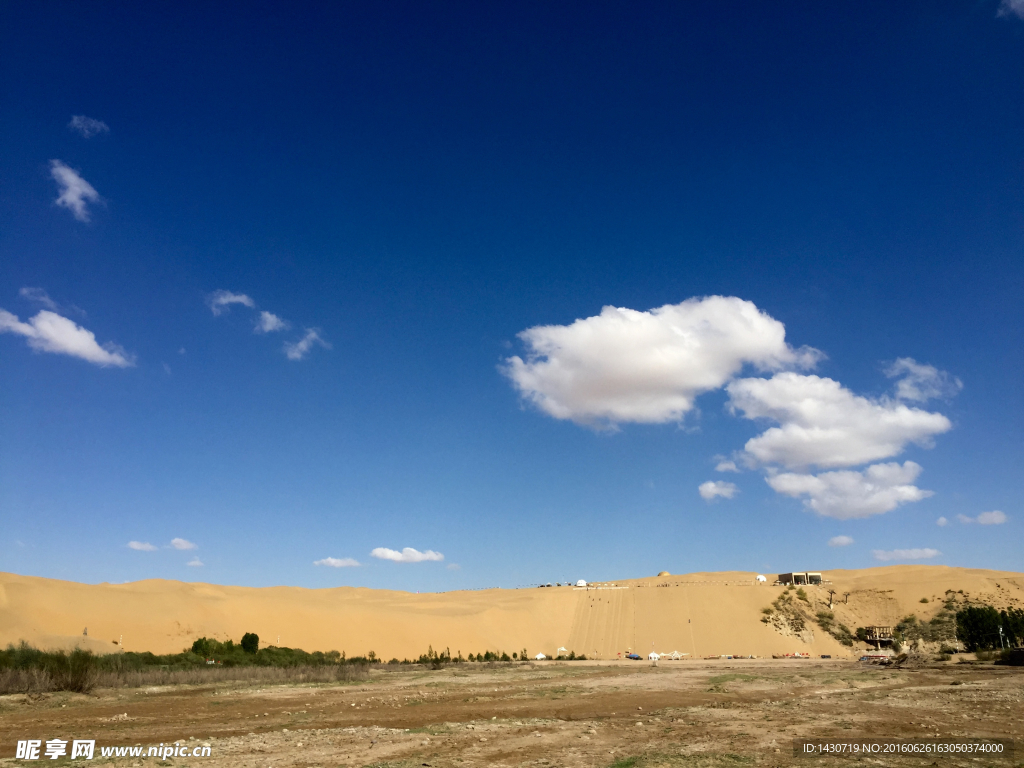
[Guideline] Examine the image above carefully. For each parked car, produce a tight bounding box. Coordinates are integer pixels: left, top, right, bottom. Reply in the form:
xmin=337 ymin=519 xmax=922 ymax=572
xmin=625 ymin=653 xmax=642 ymax=660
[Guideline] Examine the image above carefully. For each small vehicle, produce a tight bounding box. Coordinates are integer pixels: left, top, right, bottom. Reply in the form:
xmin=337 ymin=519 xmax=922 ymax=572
xmin=625 ymin=653 xmax=642 ymax=660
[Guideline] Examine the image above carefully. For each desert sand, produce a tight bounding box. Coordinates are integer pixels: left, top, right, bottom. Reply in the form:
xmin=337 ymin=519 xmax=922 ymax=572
xmin=2 ymin=659 xmax=1022 ymax=767
xmin=1 ymin=566 xmax=1022 ymax=658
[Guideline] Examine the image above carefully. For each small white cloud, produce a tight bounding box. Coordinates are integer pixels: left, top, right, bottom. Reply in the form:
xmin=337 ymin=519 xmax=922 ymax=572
xmin=767 ymin=461 xmax=932 ymax=520
xmin=715 ymin=460 xmax=739 ymax=473
xmin=0 ymin=309 xmax=134 ymax=367
xmin=698 ymin=480 xmax=738 ymax=501
xmin=502 ymin=296 xmax=821 ymax=427
xmin=206 ymin=290 xmax=255 ymax=316
xmin=446 ymin=563 xmax=461 ymax=570
xmin=255 ymin=311 xmax=288 ymax=333
xmin=370 ymin=547 xmax=444 ymax=563
xmin=18 ymin=287 xmax=59 ymax=311
xmin=977 ymin=510 xmax=1008 ymax=525
xmin=284 ymin=328 xmax=330 ymax=361
xmin=162 ymin=362 xmax=172 ymax=374
xmin=936 ymin=516 xmax=949 ymax=527
xmin=50 ymin=160 xmax=102 ymax=222
xmin=872 ymin=548 xmax=941 ymax=562
xmin=68 ymin=115 xmax=110 ymax=138
xmin=128 ymin=541 xmax=157 ymax=551
xmin=170 ymin=537 xmax=197 ymax=550
xmin=178 ymin=347 xmax=186 ymax=355
xmin=314 ymin=557 xmax=360 ymax=567
xmin=885 ymin=358 xmax=962 ymax=403
xmin=997 ymin=0 xmax=1024 ymax=19
xmin=187 ymin=558 xmax=204 ymax=567
xmin=828 ymin=535 xmax=854 ymax=547
xmin=728 ymin=373 xmax=952 ymax=469
xmin=957 ymin=510 xmax=1007 ymax=525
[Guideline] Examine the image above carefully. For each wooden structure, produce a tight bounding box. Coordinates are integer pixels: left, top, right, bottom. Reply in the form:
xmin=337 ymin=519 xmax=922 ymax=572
xmin=864 ymin=626 xmax=894 ymax=649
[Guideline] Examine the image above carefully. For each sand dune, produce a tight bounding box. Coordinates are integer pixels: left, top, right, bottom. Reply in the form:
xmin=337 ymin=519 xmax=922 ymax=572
xmin=2 ymin=566 xmax=1021 ymax=658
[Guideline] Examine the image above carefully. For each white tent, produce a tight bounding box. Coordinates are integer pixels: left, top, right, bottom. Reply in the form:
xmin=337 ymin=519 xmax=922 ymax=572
xmin=664 ymin=651 xmax=688 ymax=660
xmin=534 ymin=653 xmax=547 ymax=660
xmin=648 ymin=652 xmax=660 ymax=660
xmin=756 ymin=574 xmax=767 ymax=583
xmin=576 ymin=579 xmax=587 ymax=587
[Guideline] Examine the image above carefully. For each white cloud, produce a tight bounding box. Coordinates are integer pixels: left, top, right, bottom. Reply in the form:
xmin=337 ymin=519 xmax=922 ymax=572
xmin=68 ymin=115 xmax=110 ymax=138
xmin=698 ymin=480 xmax=739 ymax=501
xmin=715 ymin=460 xmax=739 ymax=473
xmin=936 ymin=516 xmax=949 ymax=527
xmin=50 ymin=160 xmax=101 ymax=222
xmin=885 ymin=358 xmax=962 ymax=403
xmin=187 ymin=558 xmax=204 ymax=567
xmin=314 ymin=557 xmax=360 ymax=567
xmin=0 ymin=309 xmax=134 ymax=367
xmin=828 ymin=535 xmax=855 ymax=547
xmin=18 ymin=287 xmax=59 ymax=311
xmin=977 ymin=510 xmax=1008 ymax=525
xmin=502 ymin=296 xmax=821 ymax=427
xmin=872 ymin=548 xmax=941 ymax=562
xmin=284 ymin=328 xmax=330 ymax=361
xmin=727 ymin=373 xmax=952 ymax=469
xmin=766 ymin=461 xmax=932 ymax=520
xmin=206 ymin=290 xmax=255 ymax=315
xmin=128 ymin=541 xmax=157 ymax=551
xmin=998 ymin=0 xmax=1024 ymax=19
xmin=170 ymin=537 xmax=197 ymax=550
xmin=957 ymin=510 xmax=1007 ymax=525
xmin=255 ymin=311 xmax=288 ymax=333
xmin=370 ymin=547 xmax=444 ymax=563
xmin=446 ymin=563 xmax=461 ymax=570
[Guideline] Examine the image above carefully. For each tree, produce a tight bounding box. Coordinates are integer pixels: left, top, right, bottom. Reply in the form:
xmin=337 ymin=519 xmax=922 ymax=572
xmin=956 ymin=606 xmax=1001 ymax=651
xmin=191 ymin=637 xmax=214 ymax=657
xmin=241 ymin=633 xmax=259 ymax=654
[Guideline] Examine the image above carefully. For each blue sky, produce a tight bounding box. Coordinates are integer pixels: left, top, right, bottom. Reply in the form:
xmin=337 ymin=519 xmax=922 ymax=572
xmin=1 ymin=1 xmax=1022 ymax=591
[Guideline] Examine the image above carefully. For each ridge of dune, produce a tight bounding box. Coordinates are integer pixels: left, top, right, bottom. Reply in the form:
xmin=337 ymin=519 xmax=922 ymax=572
xmin=2 ymin=566 xmax=1021 ymax=659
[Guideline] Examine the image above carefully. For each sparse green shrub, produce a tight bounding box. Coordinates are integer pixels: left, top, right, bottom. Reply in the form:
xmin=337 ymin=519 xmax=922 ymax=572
xmin=920 ymin=597 xmax=929 ymax=603
xmin=796 ymin=588 xmax=808 ymax=602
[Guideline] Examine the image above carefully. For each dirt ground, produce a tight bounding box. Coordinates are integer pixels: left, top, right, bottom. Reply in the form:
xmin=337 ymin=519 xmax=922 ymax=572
xmin=1 ymin=659 xmax=1021 ymax=768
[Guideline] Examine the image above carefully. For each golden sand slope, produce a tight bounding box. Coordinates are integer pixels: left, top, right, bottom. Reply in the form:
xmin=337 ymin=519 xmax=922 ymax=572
xmin=1 ymin=566 xmax=1021 ymax=658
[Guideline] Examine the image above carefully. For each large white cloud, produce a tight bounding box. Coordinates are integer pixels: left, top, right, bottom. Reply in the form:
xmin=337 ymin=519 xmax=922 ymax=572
xmin=502 ymin=296 xmax=821 ymax=426
xmin=766 ymin=461 xmax=932 ymax=520
xmin=50 ymin=160 xmax=101 ymax=222
xmin=872 ymin=548 xmax=940 ymax=562
xmin=698 ymin=481 xmax=738 ymax=501
xmin=370 ymin=547 xmax=444 ymax=563
xmin=0 ymin=309 xmax=133 ymax=367
xmin=727 ymin=373 xmax=951 ymax=469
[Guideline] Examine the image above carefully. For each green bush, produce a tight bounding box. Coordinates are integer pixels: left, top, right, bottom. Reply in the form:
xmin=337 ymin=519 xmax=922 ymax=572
xmin=241 ymin=633 xmax=259 ymax=654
